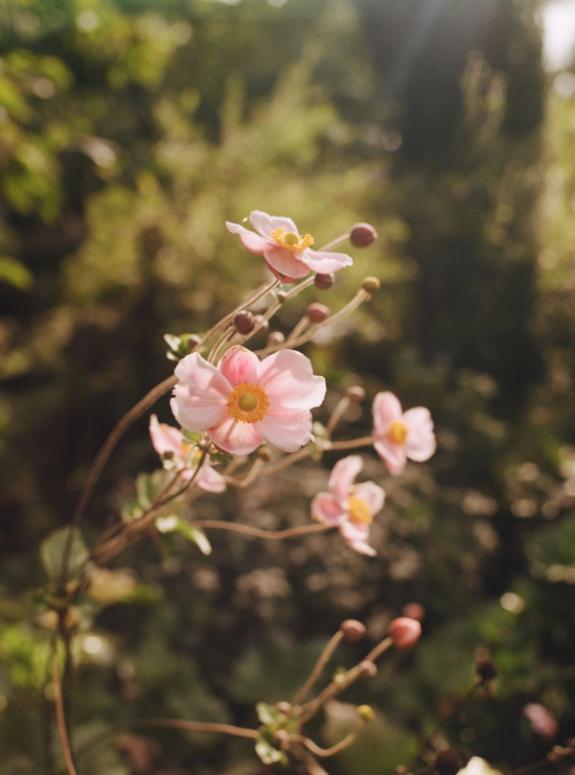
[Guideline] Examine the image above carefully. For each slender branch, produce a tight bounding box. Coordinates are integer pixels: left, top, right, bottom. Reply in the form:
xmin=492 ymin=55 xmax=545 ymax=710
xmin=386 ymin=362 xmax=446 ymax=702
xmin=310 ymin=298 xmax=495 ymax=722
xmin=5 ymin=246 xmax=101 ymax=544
xmin=316 ymin=231 xmax=351 ymax=252
xmin=326 ymin=436 xmax=374 ymax=451
xmin=202 ymin=277 xmax=279 ymax=343
xmin=224 ymin=457 xmax=265 ymax=489
xmin=261 ymin=446 xmax=312 ymax=477
xmin=292 ymin=631 xmax=344 ymax=705
xmin=194 ymin=520 xmax=333 ymax=541
xmin=133 ymin=717 xmax=258 ymax=739
xmin=303 ymin=728 xmax=359 ymax=758
xmin=53 ymin=658 xmax=79 ymax=775
xmin=326 ymin=397 xmax=351 ymax=437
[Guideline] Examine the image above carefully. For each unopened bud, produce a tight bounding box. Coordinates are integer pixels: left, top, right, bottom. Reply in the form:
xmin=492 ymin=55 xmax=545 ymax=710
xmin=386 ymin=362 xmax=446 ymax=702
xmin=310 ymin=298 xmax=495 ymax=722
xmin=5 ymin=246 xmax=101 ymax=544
xmin=346 ymin=385 xmax=365 ymax=403
xmin=257 ymin=446 xmax=272 ymax=462
xmin=276 ymin=290 xmax=288 ymax=303
xmin=185 ymin=334 xmax=202 ymax=351
xmin=361 ymin=276 xmax=381 ymax=294
xmin=276 ymin=701 xmax=292 ymax=715
xmin=306 ymin=302 xmax=330 ymax=324
xmin=359 ymin=660 xmax=377 ymax=679
xmin=388 ymin=617 xmax=421 ymax=649
xmin=434 ymin=749 xmax=471 ymax=775
xmin=357 ymin=704 xmax=375 ymax=722
xmin=253 ymin=314 xmax=269 ymax=331
xmin=234 ymin=311 xmax=255 ymax=335
xmin=350 ymin=223 xmax=378 ymax=248
xmin=162 ymin=450 xmax=175 ymax=460
xmin=314 ymin=272 xmax=335 ymax=290
xmin=402 ymin=602 xmax=425 ymax=622
xmin=267 ymin=331 xmax=285 ymax=346
xmin=340 ymin=619 xmax=366 ymax=643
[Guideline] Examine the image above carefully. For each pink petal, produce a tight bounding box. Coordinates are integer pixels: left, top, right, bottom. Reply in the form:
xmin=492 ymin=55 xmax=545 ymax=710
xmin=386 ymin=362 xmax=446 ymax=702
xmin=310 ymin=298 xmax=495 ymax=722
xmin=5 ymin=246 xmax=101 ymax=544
xmin=250 ymin=210 xmax=298 ymax=238
xmin=219 ymin=346 xmax=260 ymax=386
xmin=312 ymin=492 xmax=346 ymax=525
xmin=300 ymin=248 xmax=353 ymax=274
xmin=259 ymin=350 xmax=326 ymax=412
xmin=339 ymin=520 xmax=376 ymax=556
xmin=353 ymin=481 xmax=385 ymax=516
xmin=373 ymin=437 xmax=407 ymax=476
xmin=171 ymin=353 xmax=230 ymax=431
xmin=258 ymin=410 xmax=313 ymax=452
xmin=196 ymin=462 xmax=227 ymax=493
xmin=209 ymin=417 xmax=262 ymax=456
xmin=149 ymin=414 xmax=183 ymax=460
xmin=329 ymin=455 xmax=362 ymax=502
xmin=226 ymin=221 xmax=271 ymax=255
xmin=372 ymin=391 xmax=403 ymax=436
xmin=403 ymin=407 xmax=437 ymax=462
xmin=263 ymin=247 xmax=310 ymax=280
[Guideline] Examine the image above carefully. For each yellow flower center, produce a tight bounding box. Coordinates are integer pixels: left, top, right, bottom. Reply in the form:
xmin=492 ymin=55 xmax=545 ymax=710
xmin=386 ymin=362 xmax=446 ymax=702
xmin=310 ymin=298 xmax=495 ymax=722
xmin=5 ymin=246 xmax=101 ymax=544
xmin=348 ymin=495 xmax=373 ymax=525
xmin=271 ymin=227 xmax=315 ymax=253
xmin=227 ymin=383 xmax=270 ymax=424
xmin=388 ymin=419 xmax=408 ymax=445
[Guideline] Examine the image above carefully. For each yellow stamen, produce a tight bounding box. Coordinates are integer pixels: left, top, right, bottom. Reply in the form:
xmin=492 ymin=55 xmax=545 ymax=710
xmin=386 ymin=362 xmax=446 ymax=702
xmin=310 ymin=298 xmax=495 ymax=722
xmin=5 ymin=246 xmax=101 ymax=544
xmin=227 ymin=383 xmax=270 ymax=424
xmin=388 ymin=419 xmax=407 ymax=446
xmin=348 ymin=495 xmax=373 ymax=525
xmin=271 ymin=227 xmax=315 ymax=253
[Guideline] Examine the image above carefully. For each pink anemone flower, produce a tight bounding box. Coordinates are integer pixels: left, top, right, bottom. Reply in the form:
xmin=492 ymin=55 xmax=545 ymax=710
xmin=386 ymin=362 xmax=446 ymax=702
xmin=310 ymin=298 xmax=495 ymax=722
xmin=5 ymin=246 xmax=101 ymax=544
xmin=225 ymin=210 xmax=352 ymax=282
xmin=149 ymin=414 xmax=226 ymax=493
xmin=312 ymin=455 xmax=385 ymax=556
xmin=170 ymin=345 xmax=326 ymax=456
xmin=372 ymin=391 xmax=436 ymax=476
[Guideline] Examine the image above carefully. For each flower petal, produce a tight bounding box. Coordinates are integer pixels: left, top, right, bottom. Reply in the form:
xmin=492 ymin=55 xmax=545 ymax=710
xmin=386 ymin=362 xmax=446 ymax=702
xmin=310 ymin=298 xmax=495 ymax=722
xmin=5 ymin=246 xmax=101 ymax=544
xmin=300 ymin=248 xmax=353 ymax=274
xmin=149 ymin=414 xmax=183 ymax=460
xmin=259 ymin=349 xmax=326 ymax=411
xmin=226 ymin=221 xmax=271 ymax=255
xmin=372 ymin=391 xmax=403 ymax=436
xmin=263 ymin=247 xmax=310 ymax=280
xmin=373 ymin=437 xmax=407 ymax=476
xmin=339 ymin=520 xmax=376 ymax=556
xmin=219 ymin=346 xmax=260 ymax=386
xmin=312 ymin=492 xmax=345 ymax=525
xmin=171 ymin=353 xmax=230 ymax=431
xmin=353 ymin=481 xmax=385 ymax=516
xmin=258 ymin=410 xmax=313 ymax=452
xmin=403 ymin=407 xmax=437 ymax=462
xmin=196 ymin=462 xmax=227 ymax=493
xmin=329 ymin=455 xmax=362 ymax=502
xmin=209 ymin=417 xmax=262 ymax=456
xmin=250 ymin=210 xmax=298 ymax=238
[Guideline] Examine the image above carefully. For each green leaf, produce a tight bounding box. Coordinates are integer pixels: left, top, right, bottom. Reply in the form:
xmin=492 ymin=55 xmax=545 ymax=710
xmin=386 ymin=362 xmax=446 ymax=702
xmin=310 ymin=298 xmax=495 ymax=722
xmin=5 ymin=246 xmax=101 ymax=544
xmin=256 ymin=702 xmax=280 ymax=727
xmin=40 ymin=527 xmax=89 ymax=582
xmin=155 ymin=516 xmax=212 ymax=556
xmin=255 ymin=731 xmax=288 ymax=766
xmin=0 ymin=256 xmax=33 ymax=290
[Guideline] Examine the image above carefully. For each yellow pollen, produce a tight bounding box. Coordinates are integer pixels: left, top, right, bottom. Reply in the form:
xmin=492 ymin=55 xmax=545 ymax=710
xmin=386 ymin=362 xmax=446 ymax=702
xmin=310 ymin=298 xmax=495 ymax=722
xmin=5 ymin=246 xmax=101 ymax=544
xmin=388 ymin=419 xmax=408 ymax=446
xmin=271 ymin=227 xmax=315 ymax=253
xmin=227 ymin=383 xmax=270 ymax=424
xmin=348 ymin=496 xmax=373 ymax=525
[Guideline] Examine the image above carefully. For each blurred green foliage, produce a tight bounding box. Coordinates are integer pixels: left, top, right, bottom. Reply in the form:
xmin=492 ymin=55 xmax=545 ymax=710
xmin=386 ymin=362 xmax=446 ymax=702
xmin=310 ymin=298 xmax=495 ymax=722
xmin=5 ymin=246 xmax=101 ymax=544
xmin=1 ymin=0 xmax=574 ymax=773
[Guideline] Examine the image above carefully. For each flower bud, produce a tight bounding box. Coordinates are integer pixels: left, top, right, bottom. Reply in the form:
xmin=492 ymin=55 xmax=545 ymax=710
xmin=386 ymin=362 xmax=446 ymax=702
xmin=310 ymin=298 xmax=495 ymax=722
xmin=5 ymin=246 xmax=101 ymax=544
xmin=361 ymin=276 xmax=381 ymax=294
xmin=433 ymin=749 xmax=471 ymax=775
xmin=359 ymin=660 xmax=377 ymax=679
xmin=346 ymin=385 xmax=365 ymax=403
xmin=276 ymin=701 xmax=292 ymax=715
xmin=233 ymin=310 xmax=255 ymax=335
xmin=257 ymin=445 xmax=272 ymax=462
xmin=306 ymin=302 xmax=330 ymax=324
xmin=388 ymin=617 xmax=421 ymax=649
xmin=350 ymin=223 xmax=378 ymax=248
xmin=357 ymin=704 xmax=375 ymax=722
xmin=340 ymin=619 xmax=366 ymax=643
xmin=475 ymin=646 xmax=497 ymax=685
xmin=253 ymin=314 xmax=269 ymax=331
xmin=267 ymin=331 xmax=285 ymax=346
xmin=402 ymin=602 xmax=425 ymax=622
xmin=314 ymin=272 xmax=335 ymax=290
xmin=276 ymin=290 xmax=288 ymax=303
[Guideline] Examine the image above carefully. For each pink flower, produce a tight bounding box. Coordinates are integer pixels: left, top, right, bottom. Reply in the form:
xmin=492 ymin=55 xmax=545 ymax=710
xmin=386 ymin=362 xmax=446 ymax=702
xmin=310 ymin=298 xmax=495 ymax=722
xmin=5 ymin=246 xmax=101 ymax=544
xmin=149 ymin=414 xmax=226 ymax=493
xmin=225 ymin=210 xmax=352 ymax=282
xmin=170 ymin=345 xmax=326 ymax=456
xmin=372 ymin=391 xmax=436 ymax=476
xmin=311 ymin=455 xmax=385 ymax=556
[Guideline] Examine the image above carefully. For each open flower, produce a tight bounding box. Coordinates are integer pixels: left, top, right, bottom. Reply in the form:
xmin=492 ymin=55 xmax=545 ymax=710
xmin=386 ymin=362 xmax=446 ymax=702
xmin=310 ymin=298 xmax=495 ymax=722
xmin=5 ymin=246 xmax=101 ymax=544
xmin=372 ymin=391 xmax=436 ymax=476
xmin=312 ymin=455 xmax=385 ymax=556
xmin=170 ymin=345 xmax=326 ymax=456
xmin=149 ymin=414 xmax=226 ymax=492
xmin=226 ymin=210 xmax=352 ymax=282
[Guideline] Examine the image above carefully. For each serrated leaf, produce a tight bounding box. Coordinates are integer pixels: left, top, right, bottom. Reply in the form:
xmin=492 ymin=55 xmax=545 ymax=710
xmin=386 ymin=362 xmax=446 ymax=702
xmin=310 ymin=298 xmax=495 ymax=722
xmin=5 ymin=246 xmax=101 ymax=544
xmin=40 ymin=527 xmax=89 ymax=582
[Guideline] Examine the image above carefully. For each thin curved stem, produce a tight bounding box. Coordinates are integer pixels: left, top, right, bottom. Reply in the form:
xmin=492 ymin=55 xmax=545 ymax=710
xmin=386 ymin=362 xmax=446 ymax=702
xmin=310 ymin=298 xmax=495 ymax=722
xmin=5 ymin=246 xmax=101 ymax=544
xmin=53 ymin=658 xmax=79 ymax=775
xmin=303 ymin=728 xmax=359 ymax=759
xmin=326 ymin=436 xmax=374 ymax=451
xmin=326 ymin=397 xmax=351 ymax=437
xmin=201 ymin=277 xmax=279 ymax=344
xmin=292 ymin=631 xmax=344 ymax=706
xmin=194 ymin=520 xmax=333 ymax=541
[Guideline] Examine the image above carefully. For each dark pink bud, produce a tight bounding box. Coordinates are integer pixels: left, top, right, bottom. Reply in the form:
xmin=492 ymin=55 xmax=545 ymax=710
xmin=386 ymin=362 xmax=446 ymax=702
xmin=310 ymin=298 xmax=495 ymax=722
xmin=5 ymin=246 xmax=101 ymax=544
xmin=350 ymin=222 xmax=378 ymax=248
xmin=233 ymin=311 xmax=255 ymax=335
xmin=388 ymin=617 xmax=421 ymax=649
xmin=340 ymin=619 xmax=366 ymax=643
xmin=314 ymin=272 xmax=335 ymax=290
xmin=402 ymin=602 xmax=425 ymax=621
xmin=306 ymin=303 xmax=330 ymax=324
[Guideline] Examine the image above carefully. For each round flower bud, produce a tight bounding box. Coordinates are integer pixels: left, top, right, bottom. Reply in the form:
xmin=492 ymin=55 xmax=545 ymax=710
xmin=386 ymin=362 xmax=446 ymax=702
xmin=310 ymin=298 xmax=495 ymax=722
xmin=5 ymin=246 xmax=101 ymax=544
xmin=306 ymin=303 xmax=330 ymax=324
xmin=402 ymin=602 xmax=425 ymax=622
xmin=346 ymin=385 xmax=366 ymax=403
xmin=257 ymin=445 xmax=272 ymax=462
xmin=388 ymin=617 xmax=421 ymax=650
xmin=253 ymin=314 xmax=269 ymax=331
xmin=276 ymin=290 xmax=288 ymax=303
xmin=350 ymin=223 xmax=378 ymax=248
xmin=359 ymin=660 xmax=377 ymax=679
xmin=357 ymin=704 xmax=375 ymax=722
xmin=434 ymin=749 xmax=471 ymax=775
xmin=314 ymin=272 xmax=335 ymax=290
xmin=267 ymin=331 xmax=286 ymax=346
xmin=361 ymin=276 xmax=381 ymax=294
xmin=340 ymin=619 xmax=366 ymax=643
xmin=234 ymin=311 xmax=255 ymax=335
